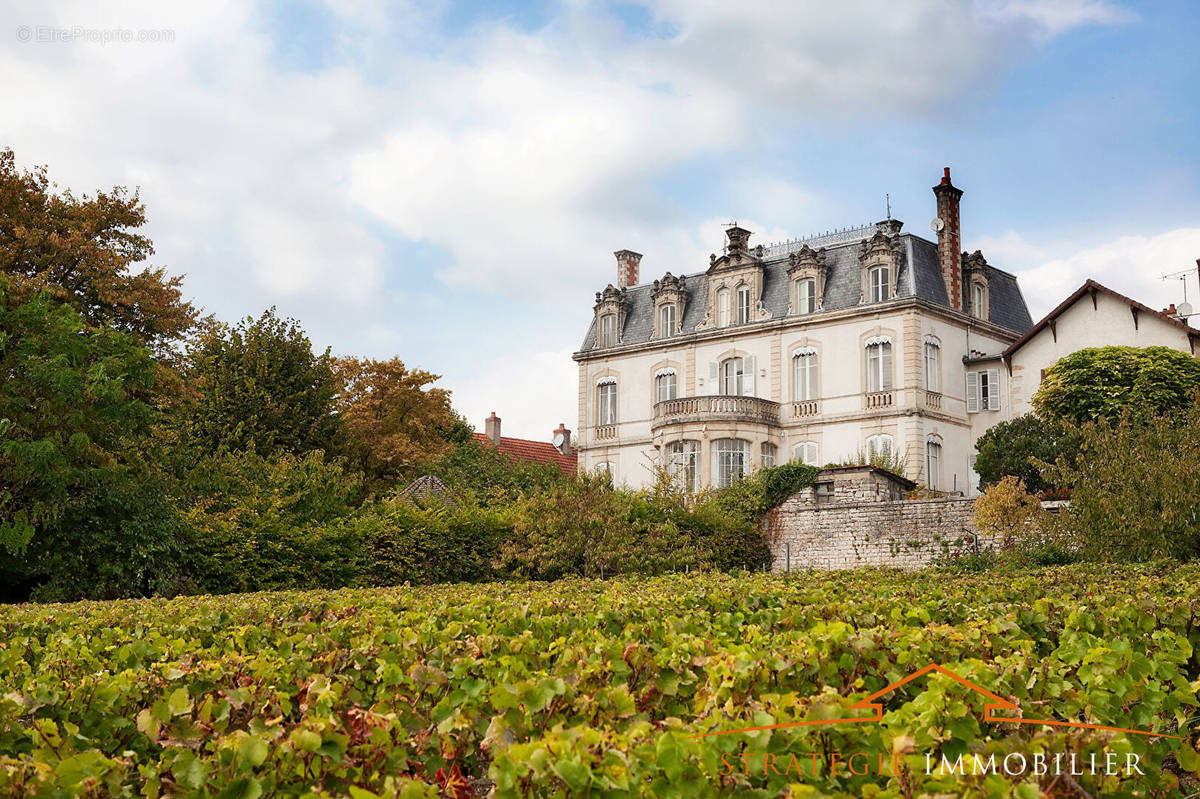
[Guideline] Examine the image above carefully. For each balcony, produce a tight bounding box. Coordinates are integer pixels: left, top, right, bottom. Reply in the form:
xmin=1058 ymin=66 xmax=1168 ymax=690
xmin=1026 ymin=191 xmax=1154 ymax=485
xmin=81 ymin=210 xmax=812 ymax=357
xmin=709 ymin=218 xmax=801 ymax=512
xmin=924 ymin=391 xmax=942 ymax=410
xmin=594 ymin=424 xmax=618 ymax=441
xmin=790 ymin=400 xmax=819 ymax=419
xmin=864 ymin=391 xmax=894 ymax=410
xmin=652 ymin=395 xmax=780 ymax=430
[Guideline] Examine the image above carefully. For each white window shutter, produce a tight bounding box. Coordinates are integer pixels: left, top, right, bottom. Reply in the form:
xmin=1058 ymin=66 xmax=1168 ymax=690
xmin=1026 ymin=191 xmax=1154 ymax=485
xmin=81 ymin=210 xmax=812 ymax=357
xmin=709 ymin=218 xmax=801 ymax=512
xmin=966 ymin=371 xmax=980 ymax=413
xmin=743 ymin=355 xmax=756 ymax=396
xmin=708 ymin=362 xmax=719 ymax=395
xmin=987 ymin=368 xmax=1001 ymax=410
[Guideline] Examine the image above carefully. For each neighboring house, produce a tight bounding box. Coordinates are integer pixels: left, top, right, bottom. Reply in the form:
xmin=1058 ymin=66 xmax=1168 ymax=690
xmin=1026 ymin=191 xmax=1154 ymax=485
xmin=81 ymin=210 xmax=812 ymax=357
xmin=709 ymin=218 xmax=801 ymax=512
xmin=573 ymin=168 xmax=1033 ymax=495
xmin=1001 ymin=280 xmax=1200 ymax=418
xmin=473 ymin=412 xmax=578 ymax=476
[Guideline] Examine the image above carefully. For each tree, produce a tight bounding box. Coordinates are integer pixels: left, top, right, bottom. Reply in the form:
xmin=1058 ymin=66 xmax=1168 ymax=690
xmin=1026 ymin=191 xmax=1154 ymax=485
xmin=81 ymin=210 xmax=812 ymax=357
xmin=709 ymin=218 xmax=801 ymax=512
xmin=1034 ymin=346 xmax=1200 ymax=425
xmin=973 ymin=476 xmax=1050 ymax=552
xmin=1043 ymin=403 xmax=1200 ymax=562
xmin=184 ymin=310 xmax=340 ymax=457
xmin=0 ymin=278 xmax=183 ymax=601
xmin=0 ymin=149 xmax=195 ymax=353
xmin=332 ymin=357 xmax=460 ymax=491
xmin=973 ymin=414 xmax=1081 ymax=494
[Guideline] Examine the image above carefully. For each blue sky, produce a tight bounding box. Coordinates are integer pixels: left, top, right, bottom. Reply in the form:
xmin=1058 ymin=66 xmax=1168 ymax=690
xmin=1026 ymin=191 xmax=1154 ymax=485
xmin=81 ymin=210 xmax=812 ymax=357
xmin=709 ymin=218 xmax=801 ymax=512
xmin=4 ymin=0 xmax=1199 ymax=438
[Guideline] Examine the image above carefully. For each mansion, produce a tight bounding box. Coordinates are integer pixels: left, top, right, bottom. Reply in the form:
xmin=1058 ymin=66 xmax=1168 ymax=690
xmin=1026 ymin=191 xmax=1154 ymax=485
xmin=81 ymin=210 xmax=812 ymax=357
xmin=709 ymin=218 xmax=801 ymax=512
xmin=572 ymin=168 xmax=1031 ymax=495
xmin=572 ymin=168 xmax=1200 ymax=495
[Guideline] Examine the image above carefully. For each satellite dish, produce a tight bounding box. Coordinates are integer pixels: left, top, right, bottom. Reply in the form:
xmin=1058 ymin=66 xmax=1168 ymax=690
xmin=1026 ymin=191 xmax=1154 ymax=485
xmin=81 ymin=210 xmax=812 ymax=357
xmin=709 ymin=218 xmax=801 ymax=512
xmin=1178 ymin=301 xmax=1193 ymax=318
xmin=552 ymin=432 xmax=565 ymax=448
xmin=930 ymin=218 xmax=945 ymax=232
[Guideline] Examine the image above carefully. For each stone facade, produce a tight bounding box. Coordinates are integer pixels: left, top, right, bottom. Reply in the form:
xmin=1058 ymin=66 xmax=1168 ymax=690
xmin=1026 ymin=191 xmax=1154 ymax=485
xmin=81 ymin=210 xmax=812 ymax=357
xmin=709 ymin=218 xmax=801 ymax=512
xmin=763 ymin=466 xmax=978 ymax=571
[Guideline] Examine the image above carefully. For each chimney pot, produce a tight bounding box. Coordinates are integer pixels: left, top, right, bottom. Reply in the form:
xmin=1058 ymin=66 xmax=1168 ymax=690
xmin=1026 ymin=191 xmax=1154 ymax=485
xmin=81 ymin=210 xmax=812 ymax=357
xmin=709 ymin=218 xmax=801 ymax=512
xmin=932 ymin=167 xmax=965 ymax=310
xmin=485 ymin=412 xmax=501 ymax=446
xmin=614 ymin=250 xmax=642 ymax=289
xmin=553 ymin=423 xmax=572 ymax=455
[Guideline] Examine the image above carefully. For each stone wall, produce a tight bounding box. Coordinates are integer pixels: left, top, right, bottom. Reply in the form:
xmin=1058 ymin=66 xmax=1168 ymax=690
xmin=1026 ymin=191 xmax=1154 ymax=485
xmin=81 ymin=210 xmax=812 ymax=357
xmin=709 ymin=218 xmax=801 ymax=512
xmin=763 ymin=466 xmax=979 ymax=571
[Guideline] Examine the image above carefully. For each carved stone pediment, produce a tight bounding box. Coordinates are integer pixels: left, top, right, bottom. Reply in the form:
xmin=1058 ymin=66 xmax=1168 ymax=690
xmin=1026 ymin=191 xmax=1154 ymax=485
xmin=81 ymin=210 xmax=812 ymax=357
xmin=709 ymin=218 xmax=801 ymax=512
xmin=592 ymin=284 xmax=629 ymax=346
xmin=857 ymin=230 xmax=902 ymax=303
xmin=651 ymin=272 xmax=688 ymax=337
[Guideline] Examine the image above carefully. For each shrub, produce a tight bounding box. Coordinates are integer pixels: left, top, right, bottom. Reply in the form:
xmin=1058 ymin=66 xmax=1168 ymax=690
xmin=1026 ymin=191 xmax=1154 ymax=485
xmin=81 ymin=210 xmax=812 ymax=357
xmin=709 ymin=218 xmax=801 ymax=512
xmin=972 ymin=414 xmax=1081 ymax=493
xmin=1045 ymin=404 xmax=1200 ymax=562
xmin=823 ymin=449 xmax=907 ymax=479
xmin=352 ymin=499 xmax=510 ymax=586
xmin=973 ymin=476 xmax=1050 ymax=552
xmin=1033 ymin=346 xmax=1200 ymax=425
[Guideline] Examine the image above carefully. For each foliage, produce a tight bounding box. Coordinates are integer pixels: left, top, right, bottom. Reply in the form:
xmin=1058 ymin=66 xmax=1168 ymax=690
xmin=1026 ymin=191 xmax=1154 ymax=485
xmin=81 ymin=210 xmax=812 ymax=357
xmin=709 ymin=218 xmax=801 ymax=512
xmin=706 ymin=463 xmax=817 ymax=524
xmin=973 ymin=476 xmax=1048 ymax=551
xmin=1 ymin=566 xmax=1198 ymax=796
xmin=972 ymin=413 xmax=1081 ymax=493
xmin=421 ymin=435 xmax=568 ymax=505
xmin=0 ymin=148 xmax=195 ymax=353
xmin=178 ymin=450 xmax=365 ymax=594
xmin=498 ymin=473 xmax=781 ymax=580
xmin=332 ymin=357 xmax=459 ymax=492
xmin=1034 ymin=345 xmax=1200 ymax=425
xmin=0 ymin=281 xmax=189 ymax=602
xmin=183 ymin=310 xmax=340 ymax=458
xmin=823 ymin=448 xmax=907 ymax=479
xmin=1045 ymin=404 xmax=1200 ymax=562
xmin=352 ymin=499 xmax=511 ymax=587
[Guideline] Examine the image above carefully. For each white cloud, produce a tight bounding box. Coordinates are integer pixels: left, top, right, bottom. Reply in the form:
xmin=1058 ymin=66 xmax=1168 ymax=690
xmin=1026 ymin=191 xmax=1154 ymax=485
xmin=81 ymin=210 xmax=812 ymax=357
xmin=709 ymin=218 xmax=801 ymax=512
xmin=453 ymin=346 xmax=579 ymax=443
xmin=991 ymin=228 xmax=1200 ymax=319
xmin=0 ymin=0 xmax=1139 ymax=438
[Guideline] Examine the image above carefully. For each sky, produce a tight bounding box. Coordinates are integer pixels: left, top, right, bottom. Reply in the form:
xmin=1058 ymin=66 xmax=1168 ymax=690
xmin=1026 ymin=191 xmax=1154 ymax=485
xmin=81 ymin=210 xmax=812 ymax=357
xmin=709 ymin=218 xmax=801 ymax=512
xmin=3 ymin=0 xmax=1199 ymax=439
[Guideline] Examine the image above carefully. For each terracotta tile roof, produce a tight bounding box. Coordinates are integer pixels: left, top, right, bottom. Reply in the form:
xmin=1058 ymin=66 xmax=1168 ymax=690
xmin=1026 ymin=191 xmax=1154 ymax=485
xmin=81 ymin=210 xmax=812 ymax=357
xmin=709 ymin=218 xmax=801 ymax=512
xmin=472 ymin=433 xmax=578 ymax=476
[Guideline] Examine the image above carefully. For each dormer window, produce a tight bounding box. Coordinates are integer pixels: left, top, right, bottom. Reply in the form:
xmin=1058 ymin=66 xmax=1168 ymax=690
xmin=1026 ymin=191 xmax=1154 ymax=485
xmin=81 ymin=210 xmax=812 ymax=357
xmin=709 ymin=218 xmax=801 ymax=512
xmin=971 ymin=282 xmax=987 ymax=320
xmin=599 ymin=313 xmax=617 ymax=347
xmin=858 ymin=230 xmax=899 ymax=306
xmin=787 ymin=244 xmax=828 ymax=316
xmin=794 ymin=278 xmax=816 ymax=314
xmin=868 ymin=266 xmax=889 ymax=303
xmin=736 ymin=285 xmax=751 ymax=324
xmin=659 ymin=304 xmax=675 ymax=337
xmin=716 ymin=288 xmax=731 ymax=327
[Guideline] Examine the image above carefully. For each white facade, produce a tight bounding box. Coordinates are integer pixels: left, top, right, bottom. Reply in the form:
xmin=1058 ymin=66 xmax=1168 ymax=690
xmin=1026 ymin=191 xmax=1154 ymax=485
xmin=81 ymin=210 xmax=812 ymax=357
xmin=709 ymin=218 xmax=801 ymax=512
xmin=1003 ymin=281 xmax=1200 ymax=417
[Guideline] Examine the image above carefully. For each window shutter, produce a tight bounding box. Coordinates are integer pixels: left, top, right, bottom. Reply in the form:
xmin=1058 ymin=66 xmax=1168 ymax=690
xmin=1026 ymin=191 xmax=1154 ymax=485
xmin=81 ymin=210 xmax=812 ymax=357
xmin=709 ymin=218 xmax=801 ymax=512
xmin=966 ymin=371 xmax=980 ymax=413
xmin=743 ymin=355 xmax=756 ymax=396
xmin=708 ymin=362 xmax=718 ymax=395
xmin=987 ymin=368 xmax=1001 ymax=411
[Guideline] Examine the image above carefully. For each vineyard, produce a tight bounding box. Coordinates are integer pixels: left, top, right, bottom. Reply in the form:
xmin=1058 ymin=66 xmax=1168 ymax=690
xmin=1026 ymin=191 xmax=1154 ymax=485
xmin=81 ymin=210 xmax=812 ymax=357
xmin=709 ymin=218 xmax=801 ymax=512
xmin=2 ymin=565 xmax=1199 ymax=797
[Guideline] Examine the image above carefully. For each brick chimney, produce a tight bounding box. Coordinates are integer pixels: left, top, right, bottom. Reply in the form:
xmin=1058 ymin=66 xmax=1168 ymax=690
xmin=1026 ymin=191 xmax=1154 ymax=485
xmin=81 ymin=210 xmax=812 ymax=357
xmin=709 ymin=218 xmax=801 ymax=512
xmin=932 ymin=167 xmax=964 ymax=311
xmin=553 ymin=423 xmax=572 ymax=455
xmin=614 ymin=249 xmax=642 ymax=289
xmin=484 ymin=412 xmax=501 ymax=446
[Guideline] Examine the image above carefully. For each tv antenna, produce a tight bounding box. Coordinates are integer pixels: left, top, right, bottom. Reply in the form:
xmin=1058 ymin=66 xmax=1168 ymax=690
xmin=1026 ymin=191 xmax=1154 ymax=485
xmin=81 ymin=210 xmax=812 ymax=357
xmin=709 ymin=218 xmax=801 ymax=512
xmin=885 ymin=193 xmax=891 ymax=220
xmin=1160 ymin=259 xmax=1200 ymax=319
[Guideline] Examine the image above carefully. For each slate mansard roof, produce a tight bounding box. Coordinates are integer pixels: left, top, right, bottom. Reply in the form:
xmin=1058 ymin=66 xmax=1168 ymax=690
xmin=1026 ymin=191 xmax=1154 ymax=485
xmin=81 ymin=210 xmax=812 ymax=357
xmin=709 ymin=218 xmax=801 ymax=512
xmin=578 ymin=227 xmax=1032 ymax=353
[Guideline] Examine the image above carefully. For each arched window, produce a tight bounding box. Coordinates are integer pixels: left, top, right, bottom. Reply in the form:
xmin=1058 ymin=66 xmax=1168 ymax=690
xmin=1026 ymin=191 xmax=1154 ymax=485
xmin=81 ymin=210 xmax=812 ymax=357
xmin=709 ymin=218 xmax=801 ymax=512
xmin=926 ymin=438 xmax=942 ymax=491
xmin=971 ymin=282 xmax=987 ymax=319
xmin=868 ymin=266 xmax=889 ymax=303
xmin=924 ymin=337 xmax=941 ymax=392
xmin=792 ymin=349 xmax=818 ymax=401
xmin=736 ymin=285 xmax=752 ymax=324
xmin=655 ymin=370 xmax=677 ymax=403
xmin=716 ymin=288 xmax=731 ymax=327
xmin=599 ymin=313 xmax=617 ymax=347
xmin=659 ymin=303 xmax=676 ymax=337
xmin=866 ymin=434 xmax=893 ymax=462
xmin=719 ymin=357 xmax=745 ymax=396
xmin=666 ymin=440 xmax=699 ymax=493
xmin=596 ymin=379 xmax=617 ymax=425
xmin=761 ymin=442 xmax=777 ymax=468
xmin=792 ymin=442 xmax=819 ymax=466
xmin=865 ymin=337 xmax=893 ymax=393
xmin=794 ymin=278 xmax=816 ymax=315
xmin=712 ymin=438 xmax=749 ymax=487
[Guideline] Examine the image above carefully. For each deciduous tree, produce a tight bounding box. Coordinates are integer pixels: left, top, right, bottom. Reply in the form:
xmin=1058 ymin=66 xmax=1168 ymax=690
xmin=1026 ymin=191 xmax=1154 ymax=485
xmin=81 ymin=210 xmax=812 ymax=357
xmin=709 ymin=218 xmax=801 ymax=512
xmin=1034 ymin=346 xmax=1200 ymax=425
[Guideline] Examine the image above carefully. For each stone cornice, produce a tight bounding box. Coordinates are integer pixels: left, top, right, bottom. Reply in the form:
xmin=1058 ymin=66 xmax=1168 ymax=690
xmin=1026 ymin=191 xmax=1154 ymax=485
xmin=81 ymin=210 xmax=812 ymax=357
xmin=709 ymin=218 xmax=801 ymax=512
xmin=573 ymin=296 xmax=1021 ymax=362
